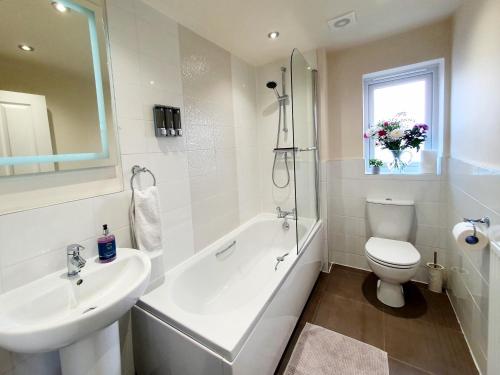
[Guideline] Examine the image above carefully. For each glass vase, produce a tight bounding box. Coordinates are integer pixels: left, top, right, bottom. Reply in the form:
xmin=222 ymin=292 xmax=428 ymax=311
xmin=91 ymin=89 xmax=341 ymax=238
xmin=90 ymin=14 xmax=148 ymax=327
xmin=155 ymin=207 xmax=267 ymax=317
xmin=387 ymin=149 xmax=412 ymax=173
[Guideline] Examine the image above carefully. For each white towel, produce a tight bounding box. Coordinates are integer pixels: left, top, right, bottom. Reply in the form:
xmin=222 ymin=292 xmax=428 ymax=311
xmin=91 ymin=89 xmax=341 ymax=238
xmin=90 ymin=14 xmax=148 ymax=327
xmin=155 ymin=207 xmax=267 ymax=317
xmin=131 ymin=186 xmax=163 ymax=252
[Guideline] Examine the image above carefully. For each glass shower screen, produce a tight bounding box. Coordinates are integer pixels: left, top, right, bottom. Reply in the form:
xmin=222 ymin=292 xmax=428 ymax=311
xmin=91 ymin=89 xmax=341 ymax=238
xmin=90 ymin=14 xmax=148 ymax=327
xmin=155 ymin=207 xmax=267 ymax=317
xmin=290 ymin=49 xmax=319 ymax=255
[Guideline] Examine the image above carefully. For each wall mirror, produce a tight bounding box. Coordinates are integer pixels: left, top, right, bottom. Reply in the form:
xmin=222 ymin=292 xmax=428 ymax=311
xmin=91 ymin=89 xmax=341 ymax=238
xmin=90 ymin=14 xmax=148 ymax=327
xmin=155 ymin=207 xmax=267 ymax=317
xmin=0 ymin=0 xmax=117 ymax=176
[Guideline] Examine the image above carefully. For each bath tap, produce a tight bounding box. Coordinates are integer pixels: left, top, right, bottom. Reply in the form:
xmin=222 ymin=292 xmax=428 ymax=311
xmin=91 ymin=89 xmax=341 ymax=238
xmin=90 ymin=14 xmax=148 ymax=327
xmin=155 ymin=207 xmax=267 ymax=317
xmin=67 ymin=244 xmax=86 ymax=277
xmin=275 ymin=252 xmax=289 ymax=271
xmin=276 ymin=207 xmax=296 ymax=230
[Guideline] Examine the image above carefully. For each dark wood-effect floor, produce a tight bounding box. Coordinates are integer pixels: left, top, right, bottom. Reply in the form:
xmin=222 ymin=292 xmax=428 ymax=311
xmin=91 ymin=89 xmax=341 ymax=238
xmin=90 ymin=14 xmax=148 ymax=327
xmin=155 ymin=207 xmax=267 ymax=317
xmin=275 ymin=265 xmax=478 ymax=375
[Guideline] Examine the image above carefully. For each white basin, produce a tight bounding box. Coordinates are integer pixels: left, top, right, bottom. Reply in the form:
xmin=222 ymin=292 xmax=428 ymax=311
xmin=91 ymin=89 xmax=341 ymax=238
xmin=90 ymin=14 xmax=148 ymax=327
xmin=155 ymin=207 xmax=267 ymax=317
xmin=0 ymin=248 xmax=150 ymax=374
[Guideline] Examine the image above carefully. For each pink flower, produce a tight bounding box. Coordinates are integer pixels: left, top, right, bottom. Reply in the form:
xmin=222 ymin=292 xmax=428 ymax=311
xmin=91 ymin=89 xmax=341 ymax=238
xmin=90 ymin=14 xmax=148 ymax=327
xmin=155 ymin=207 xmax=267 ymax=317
xmin=378 ymin=130 xmax=387 ymax=137
xmin=384 ymin=121 xmax=389 ymax=127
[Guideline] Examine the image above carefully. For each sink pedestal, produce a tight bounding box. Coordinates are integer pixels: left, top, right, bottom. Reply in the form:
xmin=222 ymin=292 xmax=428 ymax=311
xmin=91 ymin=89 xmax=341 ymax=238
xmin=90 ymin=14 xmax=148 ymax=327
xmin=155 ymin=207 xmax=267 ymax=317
xmin=60 ymin=322 xmax=121 ymax=375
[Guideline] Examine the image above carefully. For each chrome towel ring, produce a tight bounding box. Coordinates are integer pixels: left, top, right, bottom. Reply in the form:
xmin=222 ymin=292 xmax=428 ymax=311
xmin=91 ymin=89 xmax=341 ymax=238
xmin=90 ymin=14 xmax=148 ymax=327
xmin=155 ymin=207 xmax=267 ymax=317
xmin=130 ymin=165 xmax=157 ymax=190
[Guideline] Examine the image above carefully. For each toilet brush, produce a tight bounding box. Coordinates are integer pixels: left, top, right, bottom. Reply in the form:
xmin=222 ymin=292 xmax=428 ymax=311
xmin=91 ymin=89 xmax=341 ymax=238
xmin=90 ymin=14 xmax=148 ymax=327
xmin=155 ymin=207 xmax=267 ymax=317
xmin=426 ymin=251 xmax=445 ymax=293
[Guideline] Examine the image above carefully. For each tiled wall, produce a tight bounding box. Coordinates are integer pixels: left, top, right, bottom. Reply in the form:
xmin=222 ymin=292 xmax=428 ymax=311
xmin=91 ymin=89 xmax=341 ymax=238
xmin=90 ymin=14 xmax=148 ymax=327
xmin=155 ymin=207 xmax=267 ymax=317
xmin=326 ymin=159 xmax=448 ymax=283
xmin=255 ymin=59 xmax=296 ymax=214
xmin=110 ymin=0 xmax=195 ymax=275
xmin=0 ymin=1 xmax=261 ymax=374
xmin=231 ymin=56 xmax=261 ymax=223
xmin=445 ymin=158 xmax=499 ymax=374
xmin=179 ymin=26 xmax=239 ymax=252
xmin=0 ymin=1 xmax=190 ymax=374
xmin=255 ymin=52 xmax=318 ymax=216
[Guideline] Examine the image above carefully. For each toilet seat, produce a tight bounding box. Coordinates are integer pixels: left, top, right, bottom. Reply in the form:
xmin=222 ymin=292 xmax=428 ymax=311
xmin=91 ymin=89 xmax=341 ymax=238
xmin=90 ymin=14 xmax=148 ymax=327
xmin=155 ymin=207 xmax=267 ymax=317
xmin=365 ymin=237 xmax=420 ymax=269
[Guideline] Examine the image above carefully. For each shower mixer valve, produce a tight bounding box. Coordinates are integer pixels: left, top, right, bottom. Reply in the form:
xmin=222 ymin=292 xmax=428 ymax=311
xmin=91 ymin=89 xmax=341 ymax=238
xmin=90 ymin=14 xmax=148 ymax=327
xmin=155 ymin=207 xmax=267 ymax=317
xmin=276 ymin=207 xmax=296 ymax=230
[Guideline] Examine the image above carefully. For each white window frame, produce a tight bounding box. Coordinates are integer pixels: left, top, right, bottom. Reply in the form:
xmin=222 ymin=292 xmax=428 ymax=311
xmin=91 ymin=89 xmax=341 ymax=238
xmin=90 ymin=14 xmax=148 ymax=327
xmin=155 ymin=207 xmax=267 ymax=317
xmin=363 ymin=59 xmax=444 ymax=174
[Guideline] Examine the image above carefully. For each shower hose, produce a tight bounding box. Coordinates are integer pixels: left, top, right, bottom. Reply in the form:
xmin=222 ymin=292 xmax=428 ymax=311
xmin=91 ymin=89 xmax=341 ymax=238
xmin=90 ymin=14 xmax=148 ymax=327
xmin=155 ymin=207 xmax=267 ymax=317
xmin=272 ymin=100 xmax=290 ymax=189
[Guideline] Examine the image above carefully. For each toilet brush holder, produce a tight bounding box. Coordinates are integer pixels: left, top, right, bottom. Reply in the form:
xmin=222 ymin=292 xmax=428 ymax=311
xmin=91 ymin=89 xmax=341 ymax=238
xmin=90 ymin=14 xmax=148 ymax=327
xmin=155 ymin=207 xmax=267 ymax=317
xmin=426 ymin=262 xmax=445 ymax=293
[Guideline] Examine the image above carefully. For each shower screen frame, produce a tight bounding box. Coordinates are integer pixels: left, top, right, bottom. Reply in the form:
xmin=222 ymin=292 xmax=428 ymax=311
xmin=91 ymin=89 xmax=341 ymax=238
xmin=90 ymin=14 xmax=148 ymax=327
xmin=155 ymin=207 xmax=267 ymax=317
xmin=289 ymin=48 xmax=320 ymax=255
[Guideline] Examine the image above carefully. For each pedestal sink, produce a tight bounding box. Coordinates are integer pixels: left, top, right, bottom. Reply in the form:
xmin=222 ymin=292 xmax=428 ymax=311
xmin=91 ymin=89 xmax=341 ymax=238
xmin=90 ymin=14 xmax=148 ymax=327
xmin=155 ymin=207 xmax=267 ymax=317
xmin=0 ymin=248 xmax=151 ymax=375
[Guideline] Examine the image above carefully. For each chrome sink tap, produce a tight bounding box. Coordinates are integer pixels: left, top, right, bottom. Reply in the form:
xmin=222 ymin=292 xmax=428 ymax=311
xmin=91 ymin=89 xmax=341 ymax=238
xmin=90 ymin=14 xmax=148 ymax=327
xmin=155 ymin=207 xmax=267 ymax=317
xmin=276 ymin=207 xmax=296 ymax=230
xmin=67 ymin=244 xmax=86 ymax=277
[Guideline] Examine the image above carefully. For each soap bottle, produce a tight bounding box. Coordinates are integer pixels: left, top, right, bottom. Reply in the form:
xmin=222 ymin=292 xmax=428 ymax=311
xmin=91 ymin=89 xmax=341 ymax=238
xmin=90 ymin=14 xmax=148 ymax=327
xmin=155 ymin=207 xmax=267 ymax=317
xmin=98 ymin=224 xmax=116 ymax=262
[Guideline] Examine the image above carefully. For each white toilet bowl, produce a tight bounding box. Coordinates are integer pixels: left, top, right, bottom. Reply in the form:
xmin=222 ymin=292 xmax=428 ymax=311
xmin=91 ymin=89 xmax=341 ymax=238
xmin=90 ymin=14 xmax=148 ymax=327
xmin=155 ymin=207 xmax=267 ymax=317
xmin=365 ymin=237 xmax=420 ymax=308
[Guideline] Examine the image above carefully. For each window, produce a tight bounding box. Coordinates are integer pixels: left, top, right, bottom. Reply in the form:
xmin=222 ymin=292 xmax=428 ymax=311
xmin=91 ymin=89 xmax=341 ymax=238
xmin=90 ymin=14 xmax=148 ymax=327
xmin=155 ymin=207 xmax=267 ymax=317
xmin=363 ymin=60 xmax=442 ymax=173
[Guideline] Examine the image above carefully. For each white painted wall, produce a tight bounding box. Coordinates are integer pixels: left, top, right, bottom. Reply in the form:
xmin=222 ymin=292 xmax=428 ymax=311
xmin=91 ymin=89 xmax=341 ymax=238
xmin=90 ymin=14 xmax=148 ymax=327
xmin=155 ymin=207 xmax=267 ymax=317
xmin=450 ymin=0 xmax=500 ymax=169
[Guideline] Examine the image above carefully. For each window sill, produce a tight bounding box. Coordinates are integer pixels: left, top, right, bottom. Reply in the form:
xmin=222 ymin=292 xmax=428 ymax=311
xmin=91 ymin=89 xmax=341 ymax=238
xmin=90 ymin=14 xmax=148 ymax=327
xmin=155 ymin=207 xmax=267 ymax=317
xmin=365 ymin=170 xmax=436 ymax=175
xmin=364 ymin=170 xmax=441 ymax=180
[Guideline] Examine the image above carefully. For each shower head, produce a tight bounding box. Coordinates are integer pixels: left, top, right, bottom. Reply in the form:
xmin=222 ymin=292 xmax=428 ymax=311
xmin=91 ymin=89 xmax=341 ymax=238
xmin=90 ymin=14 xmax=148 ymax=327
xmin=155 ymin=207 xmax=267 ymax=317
xmin=266 ymin=81 xmax=282 ymax=100
xmin=266 ymin=81 xmax=277 ymax=89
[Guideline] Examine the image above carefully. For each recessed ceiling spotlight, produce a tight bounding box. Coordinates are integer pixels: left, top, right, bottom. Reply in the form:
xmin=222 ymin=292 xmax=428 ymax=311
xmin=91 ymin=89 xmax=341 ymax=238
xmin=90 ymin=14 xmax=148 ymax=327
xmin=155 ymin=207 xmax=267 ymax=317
xmin=328 ymin=11 xmax=357 ymax=31
xmin=18 ymin=44 xmax=35 ymax=52
xmin=268 ymin=31 xmax=280 ymax=40
xmin=51 ymin=2 xmax=69 ymax=13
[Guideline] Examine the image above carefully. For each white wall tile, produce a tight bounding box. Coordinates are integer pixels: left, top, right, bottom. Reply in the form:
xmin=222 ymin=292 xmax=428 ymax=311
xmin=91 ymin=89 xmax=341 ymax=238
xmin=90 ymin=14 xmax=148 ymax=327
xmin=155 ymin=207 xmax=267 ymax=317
xmin=151 ymin=152 xmax=189 ymax=184
xmin=2 ymin=247 xmax=67 ymax=291
xmin=158 ymin=179 xmax=191 ymax=213
xmin=106 ymin=0 xmax=135 ymax=12
xmin=117 ymin=118 xmax=148 ymax=154
xmin=109 ymin=43 xmax=141 ymax=86
xmin=186 ymin=125 xmax=215 ymax=151
xmin=187 ymin=149 xmax=217 ymax=177
xmin=114 ymin=83 xmax=144 ymax=121
xmin=115 ymin=226 xmax=133 ymax=249
xmin=92 ymin=192 xmax=131 ymax=232
xmin=136 ymin=20 xmax=179 ymax=63
xmin=106 ymin=5 xmax=138 ymax=50
xmin=0 ymin=200 xmax=95 ymax=268
xmin=163 ymin=220 xmax=195 ymax=271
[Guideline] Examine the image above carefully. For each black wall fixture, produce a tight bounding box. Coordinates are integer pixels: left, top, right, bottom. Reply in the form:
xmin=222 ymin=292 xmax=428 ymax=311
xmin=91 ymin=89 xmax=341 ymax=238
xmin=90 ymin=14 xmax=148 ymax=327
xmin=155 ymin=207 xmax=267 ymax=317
xmin=153 ymin=105 xmax=182 ymax=137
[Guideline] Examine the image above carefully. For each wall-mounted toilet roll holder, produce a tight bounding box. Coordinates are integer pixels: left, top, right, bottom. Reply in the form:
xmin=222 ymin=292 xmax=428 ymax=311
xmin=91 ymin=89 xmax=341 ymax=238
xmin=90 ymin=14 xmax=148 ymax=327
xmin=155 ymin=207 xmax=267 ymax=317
xmin=463 ymin=217 xmax=490 ymax=244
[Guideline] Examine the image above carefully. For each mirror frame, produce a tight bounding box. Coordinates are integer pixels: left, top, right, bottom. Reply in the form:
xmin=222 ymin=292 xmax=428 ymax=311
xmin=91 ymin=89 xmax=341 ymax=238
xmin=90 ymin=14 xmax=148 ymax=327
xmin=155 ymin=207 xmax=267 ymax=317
xmin=0 ymin=0 xmax=109 ymax=168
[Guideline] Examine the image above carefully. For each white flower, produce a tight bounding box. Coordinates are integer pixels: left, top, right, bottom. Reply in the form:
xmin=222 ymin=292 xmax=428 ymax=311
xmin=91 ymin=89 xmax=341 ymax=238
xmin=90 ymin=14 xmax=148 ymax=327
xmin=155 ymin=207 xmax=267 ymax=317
xmin=389 ymin=128 xmax=404 ymax=140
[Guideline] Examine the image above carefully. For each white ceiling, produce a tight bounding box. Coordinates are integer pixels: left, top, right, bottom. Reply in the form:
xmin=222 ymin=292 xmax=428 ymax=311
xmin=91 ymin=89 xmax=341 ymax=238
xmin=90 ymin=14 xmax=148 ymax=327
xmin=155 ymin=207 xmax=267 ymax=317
xmin=144 ymin=0 xmax=463 ymax=66
xmin=0 ymin=0 xmax=94 ymax=77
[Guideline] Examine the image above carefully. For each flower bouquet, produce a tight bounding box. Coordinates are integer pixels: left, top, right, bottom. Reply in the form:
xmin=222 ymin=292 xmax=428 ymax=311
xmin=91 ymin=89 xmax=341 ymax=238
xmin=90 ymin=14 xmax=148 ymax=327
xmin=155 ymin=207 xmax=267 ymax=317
xmin=364 ymin=112 xmax=428 ymax=172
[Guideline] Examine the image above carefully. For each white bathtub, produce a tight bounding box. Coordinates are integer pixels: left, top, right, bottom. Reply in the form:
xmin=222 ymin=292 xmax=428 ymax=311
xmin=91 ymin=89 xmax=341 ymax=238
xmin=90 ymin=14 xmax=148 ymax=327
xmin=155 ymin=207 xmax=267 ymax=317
xmin=133 ymin=214 xmax=325 ymax=375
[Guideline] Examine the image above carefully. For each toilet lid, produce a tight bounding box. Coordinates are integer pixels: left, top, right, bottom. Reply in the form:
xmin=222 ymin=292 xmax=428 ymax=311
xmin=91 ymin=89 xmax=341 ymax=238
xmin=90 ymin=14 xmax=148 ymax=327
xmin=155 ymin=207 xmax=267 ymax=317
xmin=365 ymin=237 xmax=420 ymax=267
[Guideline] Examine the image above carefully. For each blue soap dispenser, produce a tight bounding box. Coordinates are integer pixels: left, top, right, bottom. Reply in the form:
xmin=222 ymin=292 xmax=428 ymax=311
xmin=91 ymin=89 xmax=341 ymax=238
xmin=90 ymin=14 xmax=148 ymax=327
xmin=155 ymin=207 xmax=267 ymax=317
xmin=98 ymin=224 xmax=116 ymax=262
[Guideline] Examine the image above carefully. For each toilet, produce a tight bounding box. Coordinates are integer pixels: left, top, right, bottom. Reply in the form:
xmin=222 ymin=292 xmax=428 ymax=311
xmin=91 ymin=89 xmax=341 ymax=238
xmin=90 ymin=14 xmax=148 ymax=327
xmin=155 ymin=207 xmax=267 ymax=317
xmin=365 ymin=198 xmax=421 ymax=308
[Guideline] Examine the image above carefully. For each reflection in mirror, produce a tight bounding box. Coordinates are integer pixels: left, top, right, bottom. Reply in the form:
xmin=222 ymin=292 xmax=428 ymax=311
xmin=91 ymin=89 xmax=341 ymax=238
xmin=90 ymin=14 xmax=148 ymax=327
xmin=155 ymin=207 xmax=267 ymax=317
xmin=0 ymin=0 xmax=115 ymax=175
